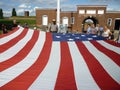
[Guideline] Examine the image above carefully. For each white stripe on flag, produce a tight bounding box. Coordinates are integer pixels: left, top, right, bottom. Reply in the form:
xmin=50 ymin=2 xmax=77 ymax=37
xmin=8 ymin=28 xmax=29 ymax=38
xmin=0 ymin=31 xmax=46 ymax=87
xmin=97 ymin=41 xmax=120 ymax=54
xmin=0 ymin=29 xmax=34 ymax=62
xmin=68 ymin=42 xmax=100 ymax=90
xmin=0 ymin=27 xmax=23 ymax=45
xmin=83 ymin=41 xmax=120 ymax=84
xmin=29 ymin=42 xmax=60 ymax=90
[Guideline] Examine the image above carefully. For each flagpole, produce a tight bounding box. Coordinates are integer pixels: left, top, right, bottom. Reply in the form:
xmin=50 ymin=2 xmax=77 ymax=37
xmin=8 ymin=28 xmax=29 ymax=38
xmin=57 ymin=0 xmax=60 ymax=27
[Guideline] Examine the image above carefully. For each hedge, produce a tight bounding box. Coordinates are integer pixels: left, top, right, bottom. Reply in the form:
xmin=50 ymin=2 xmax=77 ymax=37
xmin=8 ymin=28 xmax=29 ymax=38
xmin=0 ymin=19 xmax=36 ymax=29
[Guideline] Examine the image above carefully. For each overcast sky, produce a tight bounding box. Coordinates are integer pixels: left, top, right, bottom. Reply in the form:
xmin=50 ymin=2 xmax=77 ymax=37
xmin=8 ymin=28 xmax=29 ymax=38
xmin=0 ymin=0 xmax=120 ymax=16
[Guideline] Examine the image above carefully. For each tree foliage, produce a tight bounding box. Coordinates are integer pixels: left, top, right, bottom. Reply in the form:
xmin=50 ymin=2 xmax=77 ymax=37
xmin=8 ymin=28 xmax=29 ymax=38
xmin=12 ymin=8 xmax=17 ymax=16
xmin=0 ymin=8 xmax=3 ymax=19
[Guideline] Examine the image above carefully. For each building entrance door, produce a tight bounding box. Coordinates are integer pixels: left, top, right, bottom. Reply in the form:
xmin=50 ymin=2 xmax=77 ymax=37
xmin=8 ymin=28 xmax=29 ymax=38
xmin=114 ymin=19 xmax=120 ymax=30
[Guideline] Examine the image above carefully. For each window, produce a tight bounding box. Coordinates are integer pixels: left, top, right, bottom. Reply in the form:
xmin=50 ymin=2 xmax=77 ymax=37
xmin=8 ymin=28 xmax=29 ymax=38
xmin=79 ymin=10 xmax=85 ymax=14
xmin=62 ymin=17 xmax=68 ymax=26
xmin=107 ymin=18 xmax=112 ymax=26
xmin=71 ymin=17 xmax=75 ymax=24
xmin=85 ymin=19 xmax=93 ymax=24
xmin=42 ymin=15 xmax=48 ymax=25
xmin=98 ymin=10 xmax=104 ymax=14
xmin=86 ymin=10 xmax=96 ymax=14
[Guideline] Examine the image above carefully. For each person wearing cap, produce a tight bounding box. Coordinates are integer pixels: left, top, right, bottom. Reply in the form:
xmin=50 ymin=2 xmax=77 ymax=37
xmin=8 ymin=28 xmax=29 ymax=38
xmin=49 ymin=19 xmax=58 ymax=33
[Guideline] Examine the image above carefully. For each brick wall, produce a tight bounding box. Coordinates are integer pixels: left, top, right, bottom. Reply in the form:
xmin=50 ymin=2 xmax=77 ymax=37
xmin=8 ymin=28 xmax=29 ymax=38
xmin=36 ymin=9 xmax=57 ymax=26
xmin=36 ymin=5 xmax=120 ymax=32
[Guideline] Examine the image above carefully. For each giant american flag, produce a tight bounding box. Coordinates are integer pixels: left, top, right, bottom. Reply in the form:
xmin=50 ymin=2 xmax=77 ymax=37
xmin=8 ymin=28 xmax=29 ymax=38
xmin=0 ymin=27 xmax=120 ymax=90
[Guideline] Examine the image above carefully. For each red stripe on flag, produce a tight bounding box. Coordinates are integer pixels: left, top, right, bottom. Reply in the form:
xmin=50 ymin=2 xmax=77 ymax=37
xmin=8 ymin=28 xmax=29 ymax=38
xmin=104 ymin=40 xmax=120 ymax=47
xmin=55 ymin=42 xmax=77 ymax=90
xmin=0 ymin=27 xmax=19 ymax=38
xmin=0 ymin=33 xmax=52 ymax=90
xmin=90 ymin=41 xmax=120 ymax=66
xmin=0 ymin=28 xmax=28 ymax=53
xmin=76 ymin=42 xmax=120 ymax=90
xmin=0 ymin=30 xmax=39 ymax=71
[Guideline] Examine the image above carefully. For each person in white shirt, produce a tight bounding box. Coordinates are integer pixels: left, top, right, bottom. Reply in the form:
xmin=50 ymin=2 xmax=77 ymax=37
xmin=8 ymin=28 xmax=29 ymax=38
xmin=87 ymin=24 xmax=97 ymax=34
xmin=95 ymin=24 xmax=99 ymax=33
xmin=87 ymin=24 xmax=91 ymax=34
xmin=49 ymin=19 xmax=58 ymax=33
xmin=102 ymin=25 xmax=112 ymax=38
xmin=91 ymin=24 xmax=97 ymax=34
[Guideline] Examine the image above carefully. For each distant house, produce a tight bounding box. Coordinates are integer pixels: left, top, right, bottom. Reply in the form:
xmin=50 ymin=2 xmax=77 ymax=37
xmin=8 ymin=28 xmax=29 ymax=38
xmin=36 ymin=5 xmax=120 ymax=32
xmin=24 ymin=11 xmax=29 ymax=17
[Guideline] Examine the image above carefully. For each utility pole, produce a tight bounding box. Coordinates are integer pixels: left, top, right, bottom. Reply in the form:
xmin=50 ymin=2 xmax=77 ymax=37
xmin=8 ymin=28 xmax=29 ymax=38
xmin=57 ymin=0 xmax=60 ymax=27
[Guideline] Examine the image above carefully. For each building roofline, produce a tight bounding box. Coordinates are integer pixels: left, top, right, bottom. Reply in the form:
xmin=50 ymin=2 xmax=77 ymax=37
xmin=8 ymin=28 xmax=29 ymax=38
xmin=107 ymin=11 xmax=120 ymax=13
xmin=36 ymin=8 xmax=57 ymax=10
xmin=77 ymin=5 xmax=107 ymax=7
xmin=61 ymin=11 xmax=77 ymax=13
xmin=36 ymin=8 xmax=77 ymax=13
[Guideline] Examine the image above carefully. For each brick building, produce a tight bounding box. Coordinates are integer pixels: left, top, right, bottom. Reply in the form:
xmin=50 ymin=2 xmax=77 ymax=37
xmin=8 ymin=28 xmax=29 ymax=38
xmin=24 ymin=11 xmax=29 ymax=17
xmin=36 ymin=5 xmax=120 ymax=32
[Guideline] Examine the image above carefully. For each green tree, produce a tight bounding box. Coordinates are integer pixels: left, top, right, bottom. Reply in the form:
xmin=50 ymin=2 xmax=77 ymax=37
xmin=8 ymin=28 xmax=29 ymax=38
xmin=0 ymin=8 xmax=3 ymax=19
xmin=12 ymin=8 xmax=17 ymax=16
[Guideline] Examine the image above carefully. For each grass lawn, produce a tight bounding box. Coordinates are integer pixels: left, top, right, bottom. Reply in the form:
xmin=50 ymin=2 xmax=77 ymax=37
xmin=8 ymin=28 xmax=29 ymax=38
xmin=0 ymin=30 xmax=2 ymax=35
xmin=0 ymin=16 xmax=37 ymax=35
xmin=0 ymin=18 xmax=36 ymax=26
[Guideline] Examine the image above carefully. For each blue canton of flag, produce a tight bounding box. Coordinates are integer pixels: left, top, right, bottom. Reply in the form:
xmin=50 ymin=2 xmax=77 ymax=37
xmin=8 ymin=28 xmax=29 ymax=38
xmin=52 ymin=33 xmax=106 ymax=41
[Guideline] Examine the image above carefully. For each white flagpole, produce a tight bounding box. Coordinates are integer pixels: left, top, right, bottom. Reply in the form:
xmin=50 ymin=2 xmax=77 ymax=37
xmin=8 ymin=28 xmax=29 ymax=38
xmin=57 ymin=0 xmax=60 ymax=27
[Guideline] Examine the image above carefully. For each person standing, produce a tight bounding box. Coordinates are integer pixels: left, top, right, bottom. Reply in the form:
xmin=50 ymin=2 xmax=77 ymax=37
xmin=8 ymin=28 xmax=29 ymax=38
xmin=90 ymin=24 xmax=97 ymax=34
xmin=2 ymin=24 xmax=8 ymax=34
xmin=87 ymin=24 xmax=91 ymax=34
xmin=24 ymin=23 xmax=29 ymax=28
xmin=87 ymin=24 xmax=97 ymax=34
xmin=102 ymin=25 xmax=112 ymax=39
xmin=12 ymin=20 xmax=17 ymax=29
xmin=49 ymin=19 xmax=58 ymax=33
xmin=95 ymin=24 xmax=99 ymax=34
xmin=99 ymin=25 xmax=104 ymax=36
xmin=117 ymin=32 xmax=120 ymax=43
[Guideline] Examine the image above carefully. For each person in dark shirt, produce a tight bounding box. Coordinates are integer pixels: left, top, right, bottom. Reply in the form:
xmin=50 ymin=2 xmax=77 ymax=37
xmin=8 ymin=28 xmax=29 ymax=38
xmin=2 ymin=24 xmax=8 ymax=34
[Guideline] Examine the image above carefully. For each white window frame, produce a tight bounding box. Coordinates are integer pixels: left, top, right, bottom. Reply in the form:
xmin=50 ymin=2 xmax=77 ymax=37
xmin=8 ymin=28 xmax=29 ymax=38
xmin=42 ymin=15 xmax=48 ymax=26
xmin=79 ymin=10 xmax=85 ymax=14
xmin=62 ymin=17 xmax=69 ymax=26
xmin=71 ymin=17 xmax=75 ymax=24
xmin=107 ymin=18 xmax=112 ymax=26
xmin=86 ymin=10 xmax=96 ymax=14
xmin=85 ymin=19 xmax=93 ymax=24
xmin=98 ymin=10 xmax=104 ymax=14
